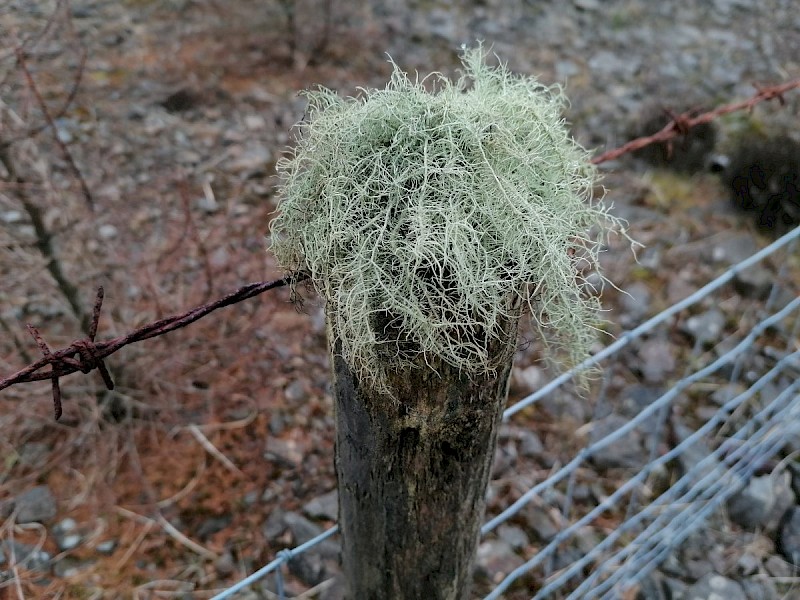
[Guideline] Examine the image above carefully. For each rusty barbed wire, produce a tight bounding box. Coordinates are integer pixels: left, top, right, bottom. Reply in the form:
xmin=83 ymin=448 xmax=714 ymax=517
xmin=0 ymin=273 xmax=308 ymax=419
xmin=591 ymin=78 xmax=800 ymax=165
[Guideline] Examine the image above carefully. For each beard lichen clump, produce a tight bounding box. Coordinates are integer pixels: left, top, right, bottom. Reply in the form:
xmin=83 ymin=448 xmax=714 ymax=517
xmin=270 ymin=47 xmax=620 ymax=394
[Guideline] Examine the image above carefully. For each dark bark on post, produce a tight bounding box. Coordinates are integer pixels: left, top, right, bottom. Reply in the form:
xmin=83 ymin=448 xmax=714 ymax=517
xmin=331 ymin=335 xmax=514 ymax=600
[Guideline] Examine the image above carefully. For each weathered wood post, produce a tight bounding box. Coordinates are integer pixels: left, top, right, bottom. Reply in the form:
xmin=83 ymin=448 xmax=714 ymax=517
xmin=270 ymin=47 xmax=620 ymax=599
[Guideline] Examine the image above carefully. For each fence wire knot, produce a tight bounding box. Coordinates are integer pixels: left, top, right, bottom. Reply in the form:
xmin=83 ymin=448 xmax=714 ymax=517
xmin=24 ymin=287 xmax=112 ymax=420
xmin=72 ymin=339 xmax=114 ymax=388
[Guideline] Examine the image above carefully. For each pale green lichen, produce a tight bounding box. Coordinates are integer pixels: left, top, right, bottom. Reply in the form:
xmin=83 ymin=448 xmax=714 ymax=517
xmin=270 ymin=46 xmax=623 ymax=394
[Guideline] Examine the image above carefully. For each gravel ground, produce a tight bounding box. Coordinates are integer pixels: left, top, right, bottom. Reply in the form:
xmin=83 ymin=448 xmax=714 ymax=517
xmin=1 ymin=1 xmax=799 ymax=598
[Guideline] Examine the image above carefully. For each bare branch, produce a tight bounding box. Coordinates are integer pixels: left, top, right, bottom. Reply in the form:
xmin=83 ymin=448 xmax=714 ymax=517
xmin=15 ymin=47 xmax=94 ymax=210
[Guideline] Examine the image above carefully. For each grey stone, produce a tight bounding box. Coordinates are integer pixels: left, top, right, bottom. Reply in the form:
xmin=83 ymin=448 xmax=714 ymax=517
xmin=734 ymin=265 xmax=774 ymax=300
xmin=518 ymin=430 xmax=545 ymax=459
xmin=589 ymin=413 xmax=646 ymax=469
xmin=682 ymin=310 xmax=726 ymax=345
xmin=196 ymin=515 xmax=232 ymax=540
xmin=573 ymin=0 xmax=600 ymax=10
xmin=284 ymin=379 xmax=309 ymax=403
xmin=269 ymin=412 xmax=286 ymax=436
xmin=56 ymin=533 xmax=82 ymax=552
xmin=634 ymin=572 xmax=670 ymax=600
xmin=54 ymin=517 xmax=76 ymax=532
xmin=573 ymin=526 xmax=601 ymax=556
xmin=225 ymin=143 xmax=272 ymax=174
xmin=283 ymin=512 xmax=339 ymax=559
xmin=496 ymin=524 xmax=528 ymax=550
xmin=736 ymin=551 xmax=760 ymax=576
xmin=685 ymin=573 xmax=746 ymax=600
xmin=662 ymin=575 xmax=689 ymax=600
xmin=555 ymin=60 xmax=581 ymax=79
xmin=1 ymin=210 xmax=23 ymax=224
xmin=661 ymin=549 xmax=689 ymax=579
xmin=196 ymin=193 xmax=219 ymax=214
xmin=727 ymin=472 xmax=794 ymax=533
xmin=779 ymin=507 xmax=800 ymax=566
xmin=513 ymin=365 xmax=545 ymax=393
xmin=638 ymin=340 xmax=676 ymax=383
xmin=53 ymin=518 xmax=82 ymax=551
xmin=588 ymin=50 xmax=641 ymax=77
xmin=427 ymin=8 xmax=462 ymax=43
xmin=288 ymin=552 xmax=327 ymax=586
xmin=739 ymin=578 xmax=779 ymax=600
xmin=70 ymin=5 xmax=94 ymax=18
xmin=684 ymin=556 xmax=718 ymax=581
xmin=17 ymin=443 xmax=48 ymax=467
xmin=491 ymin=441 xmax=518 ymax=478
xmin=265 ymin=437 xmax=304 ymax=467
xmin=763 ymin=553 xmax=792 ymax=578
xmin=15 ymin=485 xmax=57 ymax=524
xmin=263 ymin=509 xmax=287 ymax=540
xmin=618 ymin=385 xmax=662 ymax=418
xmin=98 ymin=223 xmax=118 ymax=240
xmin=710 ymin=234 xmax=757 ymax=265
xmin=95 ymin=540 xmax=117 ymax=555
xmin=521 ymin=505 xmax=559 ymax=542
xmin=621 ymin=282 xmax=652 ymax=321
xmin=320 ymin=574 xmax=346 ymax=600
xmin=675 ymin=428 xmax=727 ymax=492
xmin=710 ymin=383 xmax=745 ymax=407
xmin=55 ymin=121 xmax=74 ymax=144
xmin=215 ymin=551 xmax=235 ymax=577
xmin=475 ymin=539 xmax=524 ymax=580
xmin=538 ymin=391 xmax=588 ymax=422
xmin=0 ymin=541 xmax=51 ymax=571
xmin=53 ymin=556 xmax=92 ymax=578
xmin=303 ymin=490 xmax=338 ymax=521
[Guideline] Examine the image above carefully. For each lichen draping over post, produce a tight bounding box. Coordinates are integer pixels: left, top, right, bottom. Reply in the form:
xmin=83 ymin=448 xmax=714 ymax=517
xmin=270 ymin=45 xmax=623 ymax=394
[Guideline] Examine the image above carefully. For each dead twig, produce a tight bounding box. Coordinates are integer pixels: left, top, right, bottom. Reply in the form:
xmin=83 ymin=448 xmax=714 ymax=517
xmin=14 ymin=47 xmax=94 ymax=210
xmin=592 ymin=78 xmax=800 ymax=165
xmin=186 ymin=424 xmax=244 ymax=477
xmin=155 ymin=513 xmax=218 ymax=561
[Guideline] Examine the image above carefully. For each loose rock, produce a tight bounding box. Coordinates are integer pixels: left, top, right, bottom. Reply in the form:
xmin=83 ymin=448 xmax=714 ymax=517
xmin=685 ymin=573 xmax=746 ymax=600
xmin=303 ymin=490 xmax=338 ymax=521
xmin=589 ymin=413 xmax=647 ymax=470
xmin=15 ymin=485 xmax=57 ymax=524
xmin=682 ymin=310 xmax=726 ymax=345
xmin=727 ymin=472 xmax=794 ymax=533
xmin=733 ymin=265 xmax=774 ymax=300
xmin=475 ymin=539 xmax=524 ymax=581
xmin=778 ymin=506 xmax=800 ymax=566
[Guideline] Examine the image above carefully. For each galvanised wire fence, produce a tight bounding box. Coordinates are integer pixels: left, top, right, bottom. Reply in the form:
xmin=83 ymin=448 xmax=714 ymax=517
xmin=211 ymin=224 xmax=800 ymax=600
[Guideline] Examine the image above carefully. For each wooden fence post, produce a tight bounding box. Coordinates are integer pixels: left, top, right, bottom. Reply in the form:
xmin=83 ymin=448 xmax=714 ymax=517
xmin=270 ymin=45 xmax=621 ymax=599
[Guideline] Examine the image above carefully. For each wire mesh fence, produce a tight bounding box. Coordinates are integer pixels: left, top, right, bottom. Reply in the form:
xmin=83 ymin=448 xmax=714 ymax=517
xmin=211 ymin=224 xmax=800 ymax=600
